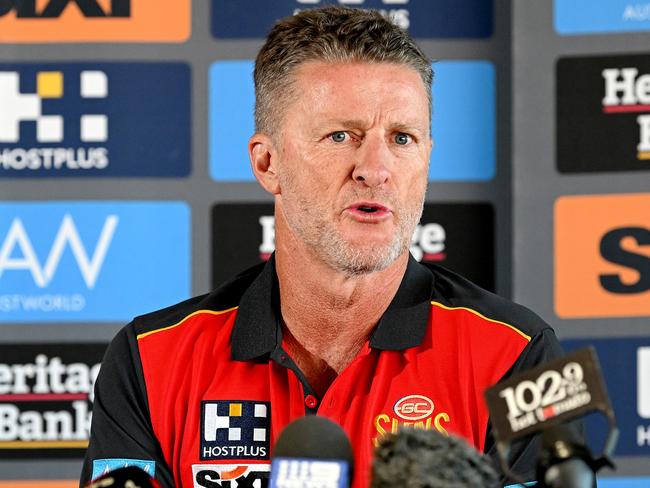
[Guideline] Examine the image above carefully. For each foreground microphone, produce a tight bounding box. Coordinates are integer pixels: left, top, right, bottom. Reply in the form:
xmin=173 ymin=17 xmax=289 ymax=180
xmin=270 ymin=415 xmax=353 ymax=488
xmin=84 ymin=466 xmax=161 ymax=488
xmin=484 ymin=347 xmax=618 ymax=487
xmin=372 ymin=427 xmax=500 ymax=488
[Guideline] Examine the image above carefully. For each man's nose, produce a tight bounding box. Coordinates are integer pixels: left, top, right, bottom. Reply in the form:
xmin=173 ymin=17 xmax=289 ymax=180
xmin=352 ymin=135 xmax=392 ymax=187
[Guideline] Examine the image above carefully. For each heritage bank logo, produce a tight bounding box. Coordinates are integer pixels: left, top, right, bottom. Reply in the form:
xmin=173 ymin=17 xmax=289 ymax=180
xmin=209 ymin=60 xmax=495 ymax=182
xmin=0 ymin=0 xmax=190 ymax=43
xmin=562 ymin=338 xmax=650 ymax=456
xmin=0 ymin=201 xmax=190 ymax=322
xmin=0 ymin=343 xmax=105 ymax=459
xmin=0 ymin=63 xmax=190 ymax=178
xmin=211 ymin=0 xmax=492 ymax=39
xmin=555 ymin=194 xmax=650 ymax=318
xmin=212 ymin=203 xmax=494 ymax=291
xmin=557 ymin=54 xmax=650 ymax=173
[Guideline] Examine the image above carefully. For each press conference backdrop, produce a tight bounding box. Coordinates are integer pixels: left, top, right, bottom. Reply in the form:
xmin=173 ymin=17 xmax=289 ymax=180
xmin=0 ymin=1 xmax=648 ymax=486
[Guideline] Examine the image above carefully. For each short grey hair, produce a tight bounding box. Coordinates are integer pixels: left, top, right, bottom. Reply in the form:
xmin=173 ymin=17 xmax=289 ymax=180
xmin=253 ymin=6 xmax=433 ymax=137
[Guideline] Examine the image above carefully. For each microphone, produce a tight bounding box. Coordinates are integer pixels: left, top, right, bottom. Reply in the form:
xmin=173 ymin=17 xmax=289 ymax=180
xmin=484 ymin=347 xmax=618 ymax=487
xmin=270 ymin=415 xmax=353 ymax=488
xmin=84 ymin=466 xmax=161 ymax=488
xmin=372 ymin=427 xmax=500 ymax=488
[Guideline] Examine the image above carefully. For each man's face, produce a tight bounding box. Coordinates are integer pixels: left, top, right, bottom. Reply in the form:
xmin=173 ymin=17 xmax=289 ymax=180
xmin=274 ymin=61 xmax=432 ymax=275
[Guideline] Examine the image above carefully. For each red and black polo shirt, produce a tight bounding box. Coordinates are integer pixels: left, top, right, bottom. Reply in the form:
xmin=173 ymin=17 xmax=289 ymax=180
xmin=81 ymin=255 xmax=564 ymax=487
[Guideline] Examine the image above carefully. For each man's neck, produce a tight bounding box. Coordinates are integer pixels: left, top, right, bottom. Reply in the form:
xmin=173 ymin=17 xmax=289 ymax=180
xmin=274 ymin=225 xmax=408 ymax=396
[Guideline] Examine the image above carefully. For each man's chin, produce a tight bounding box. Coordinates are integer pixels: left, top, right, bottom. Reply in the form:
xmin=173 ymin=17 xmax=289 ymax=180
xmin=323 ymin=242 xmax=406 ymax=276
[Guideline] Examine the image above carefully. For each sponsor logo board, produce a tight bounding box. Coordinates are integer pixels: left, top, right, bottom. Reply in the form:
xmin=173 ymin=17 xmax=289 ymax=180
xmin=0 ymin=343 xmax=105 ymax=458
xmin=192 ymin=464 xmax=271 ymax=488
xmin=212 ymin=203 xmax=494 ymax=291
xmin=200 ymin=401 xmax=271 ymax=461
xmin=554 ymin=194 xmax=650 ymax=318
xmin=0 ymin=201 xmax=190 ymax=322
xmin=0 ymin=0 xmax=190 ymax=43
xmin=555 ymin=0 xmax=650 ymax=35
xmin=561 ymin=338 xmax=650 ymax=456
xmin=0 ymin=63 xmax=190 ymax=177
xmin=211 ymin=0 xmax=492 ymax=39
xmin=557 ymin=54 xmax=650 ymax=173
xmin=209 ymin=60 xmax=495 ymax=182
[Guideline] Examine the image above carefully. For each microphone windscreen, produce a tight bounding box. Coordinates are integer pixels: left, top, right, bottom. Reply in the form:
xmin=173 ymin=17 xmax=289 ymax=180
xmin=372 ymin=427 xmax=500 ymax=488
xmin=273 ymin=415 xmax=354 ymax=467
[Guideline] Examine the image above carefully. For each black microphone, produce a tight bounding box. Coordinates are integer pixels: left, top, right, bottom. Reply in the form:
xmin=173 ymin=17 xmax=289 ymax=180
xmin=484 ymin=347 xmax=618 ymax=487
xmin=270 ymin=415 xmax=353 ymax=488
xmin=371 ymin=427 xmax=500 ymax=488
xmin=84 ymin=466 xmax=161 ymax=488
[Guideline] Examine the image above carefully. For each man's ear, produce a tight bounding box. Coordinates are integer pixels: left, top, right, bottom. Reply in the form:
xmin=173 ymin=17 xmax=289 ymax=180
xmin=249 ymin=133 xmax=281 ymax=195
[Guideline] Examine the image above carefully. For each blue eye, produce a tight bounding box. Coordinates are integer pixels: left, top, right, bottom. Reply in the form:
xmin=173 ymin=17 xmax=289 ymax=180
xmin=395 ymin=133 xmax=411 ymax=145
xmin=331 ymin=131 xmax=347 ymax=143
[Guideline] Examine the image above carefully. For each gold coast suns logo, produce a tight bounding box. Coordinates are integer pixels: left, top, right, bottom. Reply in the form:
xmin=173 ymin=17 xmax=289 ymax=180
xmin=372 ymin=394 xmax=451 ymax=447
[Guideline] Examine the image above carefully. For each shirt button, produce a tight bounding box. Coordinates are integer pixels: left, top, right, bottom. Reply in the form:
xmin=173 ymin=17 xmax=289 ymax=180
xmin=305 ymin=395 xmax=318 ymax=409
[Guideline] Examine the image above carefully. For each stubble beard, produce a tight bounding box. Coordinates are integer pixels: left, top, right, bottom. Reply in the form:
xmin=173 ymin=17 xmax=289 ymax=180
xmin=278 ymin=176 xmax=425 ymax=276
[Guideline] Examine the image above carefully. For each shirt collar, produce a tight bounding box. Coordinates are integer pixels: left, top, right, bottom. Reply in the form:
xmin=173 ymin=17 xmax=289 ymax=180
xmin=231 ymin=254 xmax=434 ymax=361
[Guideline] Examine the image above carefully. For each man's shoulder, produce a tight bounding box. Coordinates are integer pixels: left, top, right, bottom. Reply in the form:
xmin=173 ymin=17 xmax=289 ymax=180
xmin=422 ymin=261 xmax=551 ymax=339
xmin=129 ymin=261 xmax=267 ymax=338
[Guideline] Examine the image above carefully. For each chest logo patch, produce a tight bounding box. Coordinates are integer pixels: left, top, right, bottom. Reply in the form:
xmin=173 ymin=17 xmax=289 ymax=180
xmin=192 ymin=463 xmax=271 ymax=488
xmin=200 ymin=400 xmax=271 ymax=461
xmin=393 ymin=395 xmax=435 ymax=421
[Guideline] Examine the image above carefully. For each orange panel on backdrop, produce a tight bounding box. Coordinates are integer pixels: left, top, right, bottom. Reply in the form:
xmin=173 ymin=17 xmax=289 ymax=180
xmin=555 ymin=193 xmax=650 ymax=318
xmin=0 ymin=0 xmax=190 ymax=43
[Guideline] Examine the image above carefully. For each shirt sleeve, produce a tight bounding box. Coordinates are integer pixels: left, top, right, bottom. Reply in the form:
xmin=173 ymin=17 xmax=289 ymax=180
xmin=483 ymin=327 xmax=586 ymax=485
xmin=80 ymin=324 xmax=175 ymax=487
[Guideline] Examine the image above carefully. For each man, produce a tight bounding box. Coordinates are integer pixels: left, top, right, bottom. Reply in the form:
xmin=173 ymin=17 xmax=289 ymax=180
xmin=82 ymin=7 xmax=564 ymax=487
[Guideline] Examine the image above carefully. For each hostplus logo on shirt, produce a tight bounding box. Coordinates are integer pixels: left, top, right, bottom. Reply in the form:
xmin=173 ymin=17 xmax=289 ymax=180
xmin=201 ymin=400 xmax=271 ymax=461
xmin=0 ymin=69 xmax=109 ymax=171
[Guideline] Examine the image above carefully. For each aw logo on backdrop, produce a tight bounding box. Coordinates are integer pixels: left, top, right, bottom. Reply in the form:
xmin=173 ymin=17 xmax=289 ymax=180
xmin=0 ymin=201 xmax=190 ymax=322
xmin=211 ymin=0 xmax=492 ymax=39
xmin=554 ymin=194 xmax=650 ymax=318
xmin=555 ymin=0 xmax=650 ymax=35
xmin=562 ymin=338 xmax=650 ymax=456
xmin=0 ymin=0 xmax=190 ymax=43
xmin=209 ymin=60 xmax=495 ymax=182
xmin=557 ymin=54 xmax=650 ymax=174
xmin=0 ymin=63 xmax=190 ymax=178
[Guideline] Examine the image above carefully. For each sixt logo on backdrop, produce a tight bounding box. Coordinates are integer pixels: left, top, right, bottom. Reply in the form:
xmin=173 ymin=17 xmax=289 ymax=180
xmin=0 ymin=63 xmax=190 ymax=178
xmin=209 ymin=60 xmax=495 ymax=182
xmin=211 ymin=0 xmax=492 ymax=39
xmin=562 ymin=338 xmax=650 ymax=456
xmin=0 ymin=201 xmax=190 ymax=322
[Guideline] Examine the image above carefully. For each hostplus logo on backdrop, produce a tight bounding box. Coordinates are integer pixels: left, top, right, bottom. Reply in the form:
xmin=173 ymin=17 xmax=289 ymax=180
xmin=0 ymin=63 xmax=191 ymax=177
xmin=0 ymin=69 xmax=109 ymax=171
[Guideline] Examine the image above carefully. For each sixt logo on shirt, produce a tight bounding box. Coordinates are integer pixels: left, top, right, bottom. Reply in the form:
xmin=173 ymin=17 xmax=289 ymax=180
xmin=201 ymin=401 xmax=271 ymax=461
xmin=0 ymin=201 xmax=190 ymax=322
xmin=193 ymin=463 xmax=271 ymax=488
xmin=0 ymin=63 xmax=190 ymax=178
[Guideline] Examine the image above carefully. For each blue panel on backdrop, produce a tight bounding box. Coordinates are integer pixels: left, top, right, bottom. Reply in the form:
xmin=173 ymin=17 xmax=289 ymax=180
xmin=0 ymin=202 xmax=190 ymax=322
xmin=209 ymin=60 xmax=495 ymax=181
xmin=599 ymin=479 xmax=650 ymax=488
xmin=0 ymin=63 xmax=191 ymax=177
xmin=211 ymin=0 xmax=492 ymax=39
xmin=561 ymin=338 xmax=650 ymax=457
xmin=555 ymin=0 xmax=650 ymax=35
xmin=430 ymin=61 xmax=495 ymax=181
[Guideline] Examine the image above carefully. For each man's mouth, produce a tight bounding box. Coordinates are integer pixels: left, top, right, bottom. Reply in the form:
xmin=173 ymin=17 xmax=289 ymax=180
xmin=346 ymin=202 xmax=392 ymax=221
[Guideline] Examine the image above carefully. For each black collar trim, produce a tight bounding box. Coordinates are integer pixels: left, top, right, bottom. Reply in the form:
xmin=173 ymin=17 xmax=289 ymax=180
xmin=231 ymin=254 xmax=434 ymax=361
